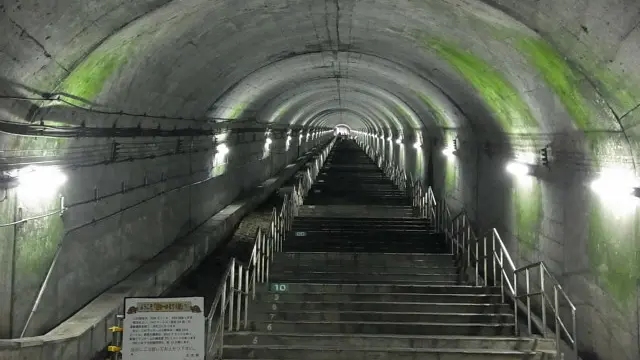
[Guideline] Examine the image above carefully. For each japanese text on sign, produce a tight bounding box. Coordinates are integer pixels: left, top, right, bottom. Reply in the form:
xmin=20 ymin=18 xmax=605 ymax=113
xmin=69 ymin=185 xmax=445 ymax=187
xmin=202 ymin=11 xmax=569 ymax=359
xmin=122 ymin=297 xmax=205 ymax=360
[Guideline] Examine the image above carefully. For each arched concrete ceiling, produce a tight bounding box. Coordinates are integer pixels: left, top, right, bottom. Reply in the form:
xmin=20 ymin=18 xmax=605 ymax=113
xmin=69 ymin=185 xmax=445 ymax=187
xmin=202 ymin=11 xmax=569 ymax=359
xmin=2 ymin=0 xmax=639 ymax=159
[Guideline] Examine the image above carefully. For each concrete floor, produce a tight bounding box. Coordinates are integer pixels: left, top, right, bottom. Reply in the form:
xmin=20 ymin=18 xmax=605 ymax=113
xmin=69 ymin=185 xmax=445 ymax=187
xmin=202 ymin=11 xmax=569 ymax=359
xmin=1 ymin=0 xmax=640 ymax=359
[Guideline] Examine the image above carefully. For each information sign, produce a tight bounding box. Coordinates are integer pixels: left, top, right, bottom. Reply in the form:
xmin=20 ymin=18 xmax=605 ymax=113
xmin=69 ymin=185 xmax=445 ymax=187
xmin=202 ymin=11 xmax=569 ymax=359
xmin=122 ymin=297 xmax=205 ymax=360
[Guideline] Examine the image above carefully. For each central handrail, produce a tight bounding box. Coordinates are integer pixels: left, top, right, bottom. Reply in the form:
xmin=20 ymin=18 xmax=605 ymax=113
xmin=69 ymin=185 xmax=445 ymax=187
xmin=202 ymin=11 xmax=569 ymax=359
xmin=204 ymin=140 xmax=335 ymax=358
xmin=354 ymin=137 xmax=578 ymax=360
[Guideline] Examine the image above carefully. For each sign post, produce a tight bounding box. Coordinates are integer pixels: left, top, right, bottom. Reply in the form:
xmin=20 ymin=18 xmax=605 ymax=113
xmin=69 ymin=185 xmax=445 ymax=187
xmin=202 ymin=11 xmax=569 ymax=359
xmin=122 ymin=297 xmax=205 ymax=360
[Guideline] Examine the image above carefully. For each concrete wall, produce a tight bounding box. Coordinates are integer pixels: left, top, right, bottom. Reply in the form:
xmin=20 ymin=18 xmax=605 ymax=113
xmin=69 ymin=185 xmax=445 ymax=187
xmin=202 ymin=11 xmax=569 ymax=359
xmin=430 ymin=131 xmax=639 ymax=360
xmin=0 ymin=135 xmax=333 ymax=360
xmin=361 ymin=129 xmax=639 ymax=360
xmin=0 ymin=131 xmax=332 ymax=339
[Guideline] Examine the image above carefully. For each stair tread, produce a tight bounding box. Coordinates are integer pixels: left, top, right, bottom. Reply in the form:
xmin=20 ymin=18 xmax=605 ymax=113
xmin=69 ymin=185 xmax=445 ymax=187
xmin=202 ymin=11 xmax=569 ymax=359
xmin=223 ymin=345 xmax=545 ymax=354
xmin=254 ymin=320 xmax=514 ymax=326
xmin=227 ymin=332 xmax=548 ymax=341
xmin=256 ymin=301 xmax=507 ymax=306
xmin=255 ymin=310 xmax=514 ymax=316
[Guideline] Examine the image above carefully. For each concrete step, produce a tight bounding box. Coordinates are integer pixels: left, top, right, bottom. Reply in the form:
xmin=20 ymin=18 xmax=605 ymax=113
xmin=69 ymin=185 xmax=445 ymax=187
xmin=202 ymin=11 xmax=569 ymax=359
xmin=251 ymin=301 xmax=511 ymax=314
xmin=269 ymin=277 xmax=457 ymax=286
xmin=252 ymin=310 xmax=515 ymax=324
xmin=269 ymin=263 xmax=458 ymax=274
xmin=287 ymin=230 xmax=433 ymax=237
xmin=296 ymin=206 xmax=415 ymax=218
xmin=248 ymin=320 xmax=515 ymax=336
xmin=274 ymin=252 xmax=455 ymax=266
xmin=224 ymin=332 xmax=556 ymax=352
xmin=292 ymin=216 xmax=425 ymax=225
xmin=290 ymin=224 xmax=427 ymax=230
xmin=257 ymin=291 xmax=503 ymax=304
xmin=263 ymin=283 xmax=497 ymax=295
xmin=304 ymin=199 xmax=411 ymax=206
xmin=222 ymin=346 xmax=554 ymax=360
xmin=282 ymin=245 xmax=449 ymax=254
xmin=273 ymin=270 xmax=458 ymax=282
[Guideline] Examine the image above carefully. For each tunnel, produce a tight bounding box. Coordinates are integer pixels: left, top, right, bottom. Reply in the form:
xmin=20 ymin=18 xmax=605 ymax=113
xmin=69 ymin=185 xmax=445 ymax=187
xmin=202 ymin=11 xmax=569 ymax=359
xmin=0 ymin=0 xmax=639 ymax=359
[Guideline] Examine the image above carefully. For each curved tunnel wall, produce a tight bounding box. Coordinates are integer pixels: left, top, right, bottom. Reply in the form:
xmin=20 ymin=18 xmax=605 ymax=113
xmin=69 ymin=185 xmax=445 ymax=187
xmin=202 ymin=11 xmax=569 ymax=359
xmin=1 ymin=0 xmax=640 ymax=358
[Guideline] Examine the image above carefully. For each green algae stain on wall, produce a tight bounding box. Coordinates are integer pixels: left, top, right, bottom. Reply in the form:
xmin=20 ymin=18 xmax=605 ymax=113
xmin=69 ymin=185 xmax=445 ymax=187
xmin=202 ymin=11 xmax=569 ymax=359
xmin=445 ymin=158 xmax=457 ymax=195
xmin=228 ymin=103 xmax=247 ymax=119
xmin=14 ymin=212 xmax=64 ymax=276
xmin=588 ymin=198 xmax=640 ymax=308
xmin=424 ymin=38 xmax=538 ymax=132
xmin=518 ymin=39 xmax=594 ymax=129
xmin=415 ymin=92 xmax=449 ymax=127
xmin=443 ymin=131 xmax=458 ymax=195
xmin=512 ymin=180 xmax=543 ymax=252
xmin=59 ymin=43 xmax=133 ymax=104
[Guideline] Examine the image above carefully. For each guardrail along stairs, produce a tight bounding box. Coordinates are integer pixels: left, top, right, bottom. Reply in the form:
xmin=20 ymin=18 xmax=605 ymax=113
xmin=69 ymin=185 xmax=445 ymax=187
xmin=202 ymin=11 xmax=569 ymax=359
xmin=220 ymin=138 xmax=557 ymax=359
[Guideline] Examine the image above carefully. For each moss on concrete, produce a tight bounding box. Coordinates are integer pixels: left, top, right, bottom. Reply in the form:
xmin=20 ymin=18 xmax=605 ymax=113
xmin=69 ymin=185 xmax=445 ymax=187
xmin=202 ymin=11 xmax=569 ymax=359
xmin=445 ymin=159 xmax=457 ymax=195
xmin=395 ymin=104 xmax=412 ymax=123
xmin=415 ymin=92 xmax=448 ymax=126
xmin=2 ymin=135 xmax=67 ymax=158
xmin=513 ymin=179 xmax=543 ymax=252
xmin=593 ymin=68 xmax=640 ymax=116
xmin=425 ymin=38 xmax=538 ymax=131
xmin=588 ymin=198 xmax=640 ymax=308
xmin=518 ymin=39 xmax=593 ymax=129
xmin=59 ymin=44 xmax=132 ymax=103
xmin=14 ymin=211 xmax=64 ymax=276
xmin=228 ymin=103 xmax=247 ymax=119
xmin=443 ymin=132 xmax=457 ymax=195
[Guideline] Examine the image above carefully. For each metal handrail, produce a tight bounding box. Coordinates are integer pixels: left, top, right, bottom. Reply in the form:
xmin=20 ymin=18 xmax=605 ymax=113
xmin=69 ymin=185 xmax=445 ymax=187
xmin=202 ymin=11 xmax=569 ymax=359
xmin=203 ymin=140 xmax=335 ymax=358
xmin=514 ymin=262 xmax=578 ymax=360
xmin=397 ymin=161 xmax=578 ymax=359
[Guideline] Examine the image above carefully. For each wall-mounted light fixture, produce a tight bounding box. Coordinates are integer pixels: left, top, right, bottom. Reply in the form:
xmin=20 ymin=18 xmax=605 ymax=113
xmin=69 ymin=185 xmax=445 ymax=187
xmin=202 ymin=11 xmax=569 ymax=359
xmin=413 ymin=141 xmax=421 ymax=149
xmin=442 ymin=147 xmax=456 ymax=158
xmin=590 ymin=167 xmax=640 ymax=215
xmin=216 ymin=143 xmax=229 ymax=156
xmin=395 ymin=137 xmax=403 ymax=145
xmin=14 ymin=165 xmax=67 ymax=202
xmin=505 ymin=161 xmax=533 ymax=177
xmin=540 ymin=146 xmax=550 ymax=167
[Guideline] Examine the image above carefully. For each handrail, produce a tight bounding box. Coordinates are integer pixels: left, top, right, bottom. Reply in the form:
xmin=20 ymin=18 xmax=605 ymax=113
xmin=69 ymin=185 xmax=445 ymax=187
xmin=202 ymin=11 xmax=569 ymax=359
xmin=362 ymin=140 xmax=579 ymax=360
xmin=204 ymin=139 xmax=335 ymax=358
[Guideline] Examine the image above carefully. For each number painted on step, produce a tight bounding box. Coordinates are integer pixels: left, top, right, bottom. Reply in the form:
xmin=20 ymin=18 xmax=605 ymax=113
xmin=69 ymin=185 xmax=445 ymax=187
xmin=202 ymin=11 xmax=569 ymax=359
xmin=271 ymin=283 xmax=288 ymax=292
xmin=295 ymin=232 xmax=306 ymax=237
xmin=273 ymin=294 xmax=280 ymax=301
xmin=252 ymin=337 xmax=258 ymax=345
xmin=267 ymin=324 xmax=272 ymax=331
xmin=248 ymin=350 xmax=255 ymax=358
xmin=271 ymin=304 xmax=278 ymax=310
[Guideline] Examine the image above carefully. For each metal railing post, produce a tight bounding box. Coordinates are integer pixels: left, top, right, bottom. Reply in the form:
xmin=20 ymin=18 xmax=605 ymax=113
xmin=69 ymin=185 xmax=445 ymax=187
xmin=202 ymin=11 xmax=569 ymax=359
xmin=243 ymin=267 xmax=249 ymax=329
xmin=228 ymin=259 xmax=235 ymax=331
xmin=554 ymin=287 xmax=561 ymax=357
xmin=219 ymin=279 xmax=227 ymax=358
xmin=483 ymin=236 xmax=488 ymax=285
xmin=492 ymin=231 xmax=497 ymax=287
xmin=513 ymin=271 xmax=519 ymax=336
xmin=540 ymin=269 xmax=547 ymax=337
xmin=235 ymin=264 xmax=242 ymax=331
xmin=475 ymin=239 xmax=479 ymax=286
xmin=499 ymin=249 xmax=504 ymax=303
xmin=526 ymin=268 xmax=532 ymax=334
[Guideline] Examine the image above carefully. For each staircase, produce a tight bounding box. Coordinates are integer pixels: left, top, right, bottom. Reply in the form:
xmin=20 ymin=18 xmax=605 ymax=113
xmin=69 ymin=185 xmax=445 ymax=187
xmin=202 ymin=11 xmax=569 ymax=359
xmin=221 ymin=138 xmax=557 ymax=359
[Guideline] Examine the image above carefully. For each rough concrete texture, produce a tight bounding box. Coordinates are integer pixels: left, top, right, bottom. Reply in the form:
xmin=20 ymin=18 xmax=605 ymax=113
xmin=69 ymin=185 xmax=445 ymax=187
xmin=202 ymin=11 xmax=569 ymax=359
xmin=0 ymin=139 xmax=332 ymax=360
xmin=1 ymin=0 xmax=640 ymax=359
xmin=164 ymin=146 xmax=330 ymax=314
